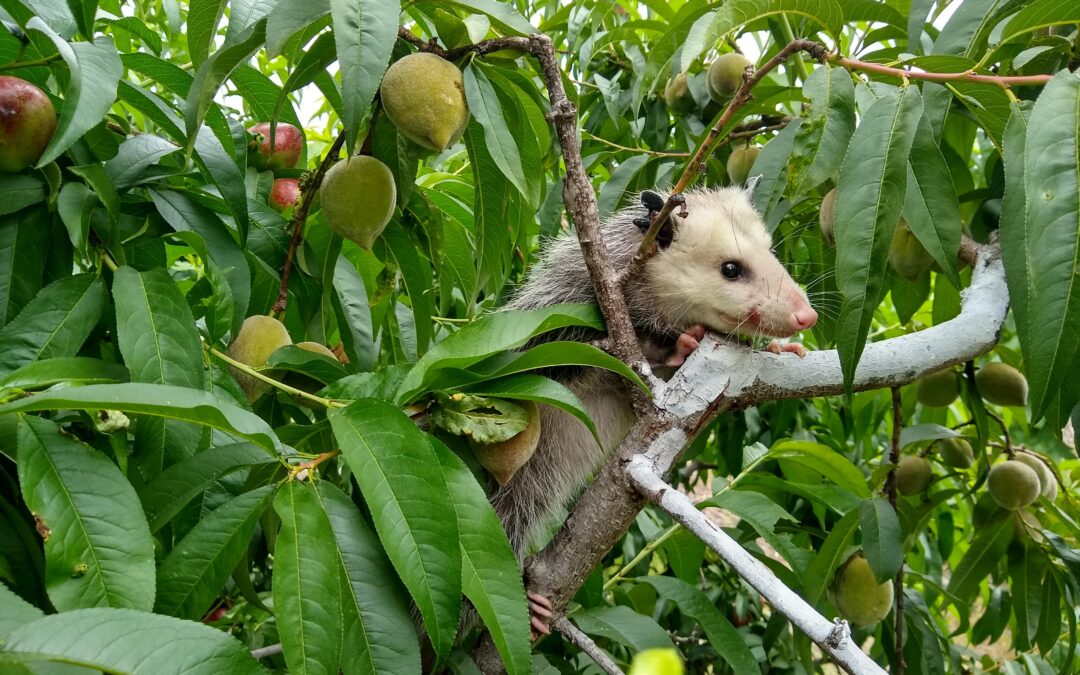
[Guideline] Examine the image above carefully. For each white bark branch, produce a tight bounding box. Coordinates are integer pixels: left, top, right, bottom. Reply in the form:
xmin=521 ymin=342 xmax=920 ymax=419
xmin=552 ymin=617 xmax=626 ymax=675
xmin=627 ymin=459 xmax=885 ymax=675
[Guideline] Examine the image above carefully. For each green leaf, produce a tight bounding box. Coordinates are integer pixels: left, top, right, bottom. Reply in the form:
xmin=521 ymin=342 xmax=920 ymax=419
xmin=0 ymin=582 xmax=43 ymax=639
xmin=156 ymin=486 xmax=273 ymax=620
xmin=1000 ymin=102 xmax=1033 ymax=362
xmin=104 ymin=135 xmax=181 ymax=190
xmin=834 ymin=85 xmax=923 ymax=390
xmin=1019 ymin=70 xmax=1080 ymax=417
xmin=330 ymin=0 xmax=398 ymax=152
xmin=573 ymin=605 xmax=673 ymax=652
xmin=0 ymin=384 xmax=282 ymax=456
xmin=265 ymin=0 xmax=330 ymax=58
xmin=444 ymin=0 xmax=534 ymax=35
xmin=0 ymin=273 xmax=105 ymax=379
xmin=332 ymin=257 xmax=377 ymax=371
xmin=597 ymin=154 xmax=649 ymax=220
xmin=273 ymin=481 xmax=344 ymax=675
xmin=999 ymin=0 xmax=1080 ymax=45
xmin=464 ymin=121 xmax=519 ymax=296
xmin=329 ymin=399 xmax=461 ymax=659
xmin=1008 ymin=544 xmax=1046 ymax=649
xmin=764 ymin=440 xmax=871 ymax=498
xmin=792 ymin=65 xmax=855 ymax=195
xmin=432 ymin=394 xmax=529 ymax=444
xmin=318 ymin=482 xmax=422 ymax=675
xmin=947 ymin=513 xmax=1012 ymax=603
xmin=26 ymin=20 xmax=123 ymax=167
xmin=383 ymin=223 xmax=434 ymax=356
xmin=187 ymin=0 xmax=227 ymax=67
xmin=464 ymin=64 xmax=534 ymax=206
xmin=748 ymin=118 xmax=803 ymax=230
xmin=639 ymin=576 xmax=760 ymax=674
xmin=140 ymin=442 xmax=275 ymax=533
xmin=0 ymin=205 xmax=48 ymax=329
xmin=0 ymin=175 xmax=46 ymax=215
xmin=641 ymin=3 xmax=714 ymax=110
xmin=17 ymin=416 xmax=155 ymax=611
xmin=184 ymin=19 xmax=267 ymax=147
xmin=803 ymin=509 xmax=859 ymax=604
xmin=859 ymin=497 xmax=902 ymax=583
xmin=434 ymin=439 xmax=531 ymax=675
xmin=0 ymin=608 xmax=267 ymax=674
xmin=462 ymin=374 xmax=599 ymax=446
xmin=394 ymin=304 xmax=604 ymax=404
xmin=0 ymin=357 xmax=129 ymax=390
xmin=230 ymin=64 xmax=303 ymax=132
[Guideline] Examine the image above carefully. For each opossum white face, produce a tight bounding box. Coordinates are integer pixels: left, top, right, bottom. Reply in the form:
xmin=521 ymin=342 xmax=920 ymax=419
xmin=642 ymin=187 xmax=817 ymax=339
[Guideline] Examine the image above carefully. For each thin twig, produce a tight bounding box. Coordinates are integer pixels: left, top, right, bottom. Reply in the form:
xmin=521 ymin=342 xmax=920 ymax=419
xmin=828 ymin=54 xmax=1053 ymax=87
xmin=0 ymin=53 xmax=62 ymax=71
xmin=552 ymin=617 xmax=625 ymax=675
xmin=250 ymin=643 xmax=283 ymax=660
xmin=271 ymin=132 xmax=347 ymax=317
xmin=888 ymin=387 xmax=905 ymax=675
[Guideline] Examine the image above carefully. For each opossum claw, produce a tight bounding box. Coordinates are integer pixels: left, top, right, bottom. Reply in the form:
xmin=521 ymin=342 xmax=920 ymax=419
xmin=767 ymin=340 xmax=808 ymax=358
xmin=528 ymin=592 xmax=553 ymax=638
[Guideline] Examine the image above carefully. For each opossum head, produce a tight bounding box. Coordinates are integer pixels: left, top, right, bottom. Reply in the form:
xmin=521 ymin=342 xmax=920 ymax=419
xmin=641 ymin=186 xmax=817 ymax=339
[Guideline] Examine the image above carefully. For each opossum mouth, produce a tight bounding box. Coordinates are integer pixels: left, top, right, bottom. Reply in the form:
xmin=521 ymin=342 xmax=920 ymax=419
xmin=716 ymin=309 xmax=798 ymax=339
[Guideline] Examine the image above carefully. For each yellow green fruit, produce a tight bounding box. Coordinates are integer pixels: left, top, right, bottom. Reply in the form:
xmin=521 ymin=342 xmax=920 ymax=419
xmin=471 ymin=400 xmax=541 ymax=485
xmin=1013 ymin=452 xmax=1055 ymax=499
xmin=663 ymin=73 xmax=695 ymax=114
xmin=888 ymin=219 xmax=933 ymax=281
xmin=987 ymin=460 xmax=1041 ymax=510
xmin=227 ymin=315 xmax=292 ymax=402
xmin=707 ymin=53 xmax=751 ymax=101
xmin=726 ymin=146 xmax=760 ymax=186
xmin=828 ymin=554 xmax=893 ymax=628
xmin=916 ymin=368 xmax=959 ymax=407
xmin=819 ymin=188 xmax=836 ymax=246
xmin=295 ymin=341 xmax=336 ymax=359
xmin=975 ymin=362 xmax=1028 ymax=407
xmin=321 ymin=155 xmax=397 ymax=249
xmin=628 ymin=648 xmax=684 ymax=675
xmin=380 ymin=52 xmax=469 ymax=151
xmin=896 ymin=455 xmax=933 ymax=495
xmin=937 ymin=437 xmax=974 ymax=469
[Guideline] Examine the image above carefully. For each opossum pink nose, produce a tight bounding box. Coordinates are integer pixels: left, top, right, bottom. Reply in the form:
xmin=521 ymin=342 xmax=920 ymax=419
xmin=790 ymin=306 xmax=817 ymax=331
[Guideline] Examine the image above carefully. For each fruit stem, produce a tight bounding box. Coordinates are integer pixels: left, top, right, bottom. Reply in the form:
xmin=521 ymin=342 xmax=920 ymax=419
xmin=272 ymin=131 xmax=347 ymax=318
xmin=205 ymin=343 xmax=343 ymax=409
xmin=984 ymin=409 xmax=1014 ymax=456
xmin=0 ymin=53 xmax=62 ymax=72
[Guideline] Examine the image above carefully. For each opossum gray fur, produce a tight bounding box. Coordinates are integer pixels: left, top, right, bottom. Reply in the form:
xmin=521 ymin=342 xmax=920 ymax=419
xmin=491 ymin=185 xmax=817 ymax=561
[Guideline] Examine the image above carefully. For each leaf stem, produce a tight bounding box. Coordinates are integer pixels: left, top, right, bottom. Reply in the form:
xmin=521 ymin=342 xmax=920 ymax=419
xmin=0 ymin=53 xmax=62 ymax=72
xmin=205 ymin=344 xmax=342 ymax=409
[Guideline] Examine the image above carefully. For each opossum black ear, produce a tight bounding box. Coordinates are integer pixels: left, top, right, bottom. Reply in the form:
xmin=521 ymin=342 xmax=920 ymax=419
xmin=640 ymin=190 xmax=665 ymax=211
xmin=744 ymin=174 xmax=763 ymax=198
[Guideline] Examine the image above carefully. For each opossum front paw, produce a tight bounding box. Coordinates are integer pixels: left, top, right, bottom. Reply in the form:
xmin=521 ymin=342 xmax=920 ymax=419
xmin=767 ymin=340 xmax=808 ymax=358
xmin=665 ymin=324 xmax=707 ymax=367
xmin=528 ymin=591 xmax=553 ymax=639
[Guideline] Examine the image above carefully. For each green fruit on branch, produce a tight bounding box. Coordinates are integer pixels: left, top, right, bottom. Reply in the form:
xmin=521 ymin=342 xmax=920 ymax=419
xmin=974 ymin=362 xmax=1028 ymax=407
xmin=663 ymin=73 xmax=695 ymax=114
xmin=888 ymin=219 xmax=933 ymax=281
xmin=828 ymin=553 xmax=894 ymax=628
xmin=937 ymin=437 xmax=974 ymax=469
xmin=226 ymin=315 xmax=292 ymax=402
xmin=726 ymin=145 xmax=760 ymax=186
xmin=707 ymin=52 xmax=751 ymax=101
xmin=987 ymin=459 xmax=1041 ymax=510
xmin=1013 ymin=452 xmax=1056 ymax=500
xmin=819 ymin=188 xmax=836 ymax=246
xmin=269 ymin=178 xmax=300 ymax=215
xmin=471 ymin=400 xmax=541 ymax=486
xmin=320 ymin=155 xmax=397 ymax=249
xmin=0 ymin=76 xmax=57 ymax=173
xmin=380 ymin=52 xmax=469 ymax=152
xmin=628 ymin=648 xmax=684 ymax=675
xmin=896 ymin=455 xmax=933 ymax=495
xmin=247 ymin=122 xmax=304 ymax=172
xmin=916 ymin=368 xmax=959 ymax=407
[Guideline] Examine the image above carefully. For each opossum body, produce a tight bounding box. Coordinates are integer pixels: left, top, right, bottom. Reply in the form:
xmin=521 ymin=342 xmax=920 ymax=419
xmin=493 ymin=186 xmax=817 ymax=565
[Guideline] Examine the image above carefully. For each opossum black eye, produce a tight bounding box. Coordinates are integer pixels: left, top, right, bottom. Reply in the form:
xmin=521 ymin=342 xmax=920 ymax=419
xmin=720 ymin=261 xmax=743 ymax=279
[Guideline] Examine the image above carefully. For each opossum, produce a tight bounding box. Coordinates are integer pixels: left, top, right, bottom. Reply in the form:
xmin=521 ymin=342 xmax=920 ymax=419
xmin=491 ymin=185 xmax=818 ymax=634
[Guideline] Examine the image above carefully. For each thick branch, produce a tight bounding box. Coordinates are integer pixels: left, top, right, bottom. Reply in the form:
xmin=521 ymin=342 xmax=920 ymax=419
xmin=628 ymin=460 xmax=886 ymax=675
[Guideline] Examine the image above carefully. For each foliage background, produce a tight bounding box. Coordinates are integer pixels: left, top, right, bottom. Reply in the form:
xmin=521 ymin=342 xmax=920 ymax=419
xmin=0 ymin=1 xmax=1077 ymax=674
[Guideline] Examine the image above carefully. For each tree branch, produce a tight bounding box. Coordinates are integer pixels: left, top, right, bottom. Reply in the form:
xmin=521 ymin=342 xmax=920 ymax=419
xmin=552 ymin=617 xmax=625 ymax=675
xmin=627 ymin=460 xmax=885 ymax=675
